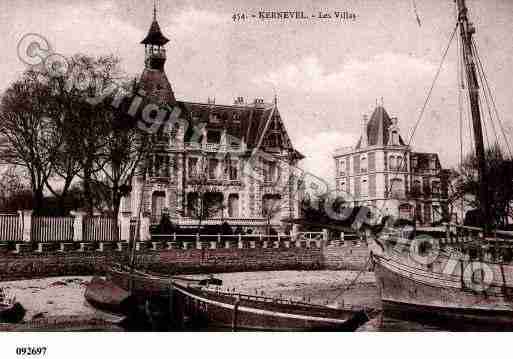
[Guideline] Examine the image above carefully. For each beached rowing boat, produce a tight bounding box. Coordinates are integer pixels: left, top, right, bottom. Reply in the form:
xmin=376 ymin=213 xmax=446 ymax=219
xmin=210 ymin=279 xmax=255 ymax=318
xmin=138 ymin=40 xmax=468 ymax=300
xmin=90 ymin=266 xmax=370 ymax=331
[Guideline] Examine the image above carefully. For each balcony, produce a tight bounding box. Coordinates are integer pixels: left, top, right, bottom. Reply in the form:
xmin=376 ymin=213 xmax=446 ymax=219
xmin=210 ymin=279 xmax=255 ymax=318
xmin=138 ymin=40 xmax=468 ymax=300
xmin=184 ymin=142 xmax=244 ymax=153
xmin=178 ymin=217 xmax=268 ymax=226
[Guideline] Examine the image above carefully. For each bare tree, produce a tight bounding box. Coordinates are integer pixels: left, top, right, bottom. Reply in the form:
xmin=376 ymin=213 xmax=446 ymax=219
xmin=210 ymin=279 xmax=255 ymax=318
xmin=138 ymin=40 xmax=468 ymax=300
xmin=0 ymin=70 xmax=63 ymax=212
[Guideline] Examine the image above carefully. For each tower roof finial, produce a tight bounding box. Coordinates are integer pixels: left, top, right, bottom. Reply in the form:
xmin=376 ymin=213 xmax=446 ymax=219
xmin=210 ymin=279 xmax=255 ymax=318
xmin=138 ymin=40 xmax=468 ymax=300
xmin=141 ymin=0 xmax=169 ymax=46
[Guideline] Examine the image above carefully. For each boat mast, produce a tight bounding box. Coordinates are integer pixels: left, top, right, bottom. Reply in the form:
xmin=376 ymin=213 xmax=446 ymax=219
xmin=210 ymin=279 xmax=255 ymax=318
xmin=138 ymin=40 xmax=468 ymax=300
xmin=455 ymin=0 xmax=490 ymax=231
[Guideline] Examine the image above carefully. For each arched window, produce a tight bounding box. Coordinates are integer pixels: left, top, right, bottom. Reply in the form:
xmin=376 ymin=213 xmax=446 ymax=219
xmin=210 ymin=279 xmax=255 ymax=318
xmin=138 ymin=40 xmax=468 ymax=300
xmin=360 ymin=155 xmax=367 ymax=173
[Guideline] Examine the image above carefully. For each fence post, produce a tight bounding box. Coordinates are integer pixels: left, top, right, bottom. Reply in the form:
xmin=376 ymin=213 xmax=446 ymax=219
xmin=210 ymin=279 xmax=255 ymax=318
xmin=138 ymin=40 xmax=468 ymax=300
xmin=238 ymin=234 xmax=243 ymax=249
xmin=322 ymin=229 xmax=328 ymax=242
xmin=19 ymin=210 xmax=32 ymax=242
xmin=119 ymin=213 xmax=131 ymax=242
xmin=196 ymin=233 xmax=201 ymax=249
xmin=70 ymin=211 xmax=85 ymax=242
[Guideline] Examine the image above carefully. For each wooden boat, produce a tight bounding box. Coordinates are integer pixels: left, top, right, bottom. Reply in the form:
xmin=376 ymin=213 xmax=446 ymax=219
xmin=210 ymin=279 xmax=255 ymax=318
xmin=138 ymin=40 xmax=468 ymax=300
xmin=368 ymin=232 xmax=513 ymax=329
xmin=0 ymin=287 xmax=25 ymax=323
xmin=84 ymin=276 xmax=131 ymax=314
xmin=365 ymin=0 xmax=513 ymax=329
xmin=105 ymin=266 xmax=371 ymax=331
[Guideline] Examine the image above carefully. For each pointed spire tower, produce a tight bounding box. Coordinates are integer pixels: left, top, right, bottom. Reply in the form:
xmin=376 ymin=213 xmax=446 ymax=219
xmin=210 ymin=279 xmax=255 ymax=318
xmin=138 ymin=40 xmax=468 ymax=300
xmin=138 ymin=1 xmax=176 ymax=105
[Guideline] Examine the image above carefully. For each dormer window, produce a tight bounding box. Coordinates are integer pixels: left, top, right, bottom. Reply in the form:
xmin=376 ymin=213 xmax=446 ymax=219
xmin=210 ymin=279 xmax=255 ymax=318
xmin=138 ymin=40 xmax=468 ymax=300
xmin=391 ymin=130 xmax=399 ymax=145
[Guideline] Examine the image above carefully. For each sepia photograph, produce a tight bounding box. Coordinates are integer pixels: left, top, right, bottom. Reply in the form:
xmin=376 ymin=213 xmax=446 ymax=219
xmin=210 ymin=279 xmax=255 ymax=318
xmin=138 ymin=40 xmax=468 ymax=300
xmin=0 ymin=0 xmax=513 ymax=356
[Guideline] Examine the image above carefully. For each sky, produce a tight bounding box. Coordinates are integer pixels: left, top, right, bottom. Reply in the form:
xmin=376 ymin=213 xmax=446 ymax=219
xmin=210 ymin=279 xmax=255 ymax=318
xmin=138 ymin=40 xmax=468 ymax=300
xmin=1 ymin=0 xmax=513 ymax=183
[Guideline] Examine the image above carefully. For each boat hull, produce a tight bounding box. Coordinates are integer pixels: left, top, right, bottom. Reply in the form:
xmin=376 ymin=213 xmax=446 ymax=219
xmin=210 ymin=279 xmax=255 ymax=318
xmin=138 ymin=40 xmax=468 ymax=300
xmin=84 ymin=277 xmax=131 ymax=314
xmin=0 ymin=302 xmax=26 ymax=323
xmin=172 ymin=281 xmax=368 ymax=331
xmin=373 ymin=253 xmax=513 ymax=329
xmin=105 ymin=267 xmax=369 ymax=331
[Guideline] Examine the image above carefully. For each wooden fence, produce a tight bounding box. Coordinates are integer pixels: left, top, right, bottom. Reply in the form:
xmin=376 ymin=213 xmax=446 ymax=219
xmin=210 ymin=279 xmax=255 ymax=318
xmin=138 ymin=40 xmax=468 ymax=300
xmin=83 ymin=216 xmax=118 ymax=242
xmin=0 ymin=213 xmax=21 ymax=241
xmin=31 ymin=216 xmax=74 ymax=242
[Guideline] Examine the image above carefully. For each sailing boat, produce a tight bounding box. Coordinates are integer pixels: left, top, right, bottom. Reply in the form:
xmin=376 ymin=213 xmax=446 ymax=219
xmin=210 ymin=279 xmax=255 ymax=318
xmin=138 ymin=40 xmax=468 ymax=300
xmin=368 ymin=0 xmax=513 ymax=328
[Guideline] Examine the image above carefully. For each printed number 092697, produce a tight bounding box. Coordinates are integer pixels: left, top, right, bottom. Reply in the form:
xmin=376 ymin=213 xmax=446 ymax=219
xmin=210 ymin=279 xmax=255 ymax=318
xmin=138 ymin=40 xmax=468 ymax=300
xmin=16 ymin=347 xmax=47 ymax=356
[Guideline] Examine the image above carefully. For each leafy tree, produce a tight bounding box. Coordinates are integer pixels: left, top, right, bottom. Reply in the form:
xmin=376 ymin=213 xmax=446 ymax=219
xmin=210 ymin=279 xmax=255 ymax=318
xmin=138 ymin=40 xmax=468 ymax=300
xmin=453 ymin=145 xmax=513 ymax=227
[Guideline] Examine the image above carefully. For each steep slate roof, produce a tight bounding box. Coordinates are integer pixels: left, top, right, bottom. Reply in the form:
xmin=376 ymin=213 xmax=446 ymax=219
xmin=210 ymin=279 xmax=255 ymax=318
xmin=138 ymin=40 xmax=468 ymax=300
xmin=141 ymin=20 xmax=170 ymax=46
xmin=137 ymin=68 xmax=176 ymax=105
xmin=180 ymin=102 xmax=303 ymax=158
xmin=356 ymin=106 xmax=406 ymax=148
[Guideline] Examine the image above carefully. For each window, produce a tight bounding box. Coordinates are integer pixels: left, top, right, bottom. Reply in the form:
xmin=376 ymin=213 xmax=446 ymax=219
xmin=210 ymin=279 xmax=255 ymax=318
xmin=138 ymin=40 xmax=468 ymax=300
xmin=207 ymin=130 xmax=221 ymax=143
xmin=338 ymin=159 xmax=345 ymax=176
xmin=412 ymin=157 xmax=418 ymax=169
xmin=151 ymin=191 xmax=166 ymax=223
xmin=339 ymin=180 xmax=346 ymax=193
xmin=360 ymin=155 xmax=367 ymax=173
xmin=186 ymin=192 xmax=200 ymax=217
xmin=432 ymin=181 xmax=441 ymax=196
xmin=389 ymin=156 xmax=397 ymax=170
xmin=391 ymin=131 xmax=399 ymax=145
xmin=204 ymin=192 xmax=223 ymax=218
xmin=264 ymin=161 xmax=278 ymax=182
xmin=229 ymin=160 xmax=239 ymax=180
xmin=228 ymin=194 xmax=239 ymax=217
xmin=208 ymin=158 xmax=220 ymax=179
xmin=154 ymin=155 xmax=169 ymax=177
xmin=412 ymin=180 xmax=422 ymax=196
xmin=361 ymin=178 xmax=368 ymax=197
xmin=188 ymin=157 xmax=199 ymax=178
xmin=399 ymin=204 xmax=412 ymax=220
xmin=390 ymin=178 xmax=404 ymax=198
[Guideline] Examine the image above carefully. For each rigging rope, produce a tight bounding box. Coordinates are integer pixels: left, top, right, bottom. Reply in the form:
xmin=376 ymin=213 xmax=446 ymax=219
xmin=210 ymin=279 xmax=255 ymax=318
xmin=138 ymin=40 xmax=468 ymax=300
xmin=385 ymin=22 xmax=459 ymax=200
xmin=471 ymin=39 xmax=513 ymax=158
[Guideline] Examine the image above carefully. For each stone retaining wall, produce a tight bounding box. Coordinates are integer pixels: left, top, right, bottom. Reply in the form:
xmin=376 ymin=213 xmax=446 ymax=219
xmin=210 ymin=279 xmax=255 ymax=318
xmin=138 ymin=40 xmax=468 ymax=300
xmin=0 ymin=241 xmax=369 ymax=280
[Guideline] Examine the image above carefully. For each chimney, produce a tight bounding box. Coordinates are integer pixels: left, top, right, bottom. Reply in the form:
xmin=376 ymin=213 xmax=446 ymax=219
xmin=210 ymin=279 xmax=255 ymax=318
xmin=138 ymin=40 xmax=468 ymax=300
xmin=234 ymin=96 xmax=245 ymax=105
xmin=253 ymin=98 xmax=265 ymax=108
xmin=391 ymin=116 xmax=398 ymax=126
xmin=362 ymin=114 xmax=369 ymax=147
xmin=207 ymin=97 xmax=215 ymax=104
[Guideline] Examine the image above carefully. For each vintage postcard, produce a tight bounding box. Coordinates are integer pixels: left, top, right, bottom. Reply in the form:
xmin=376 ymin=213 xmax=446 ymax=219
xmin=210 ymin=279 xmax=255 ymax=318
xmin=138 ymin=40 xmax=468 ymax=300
xmin=0 ymin=0 xmax=512 ymax=357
